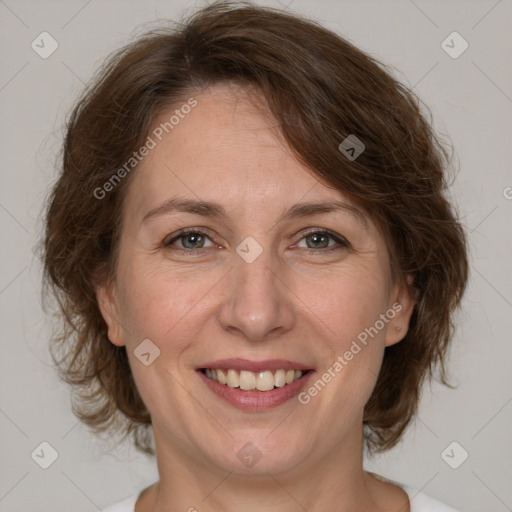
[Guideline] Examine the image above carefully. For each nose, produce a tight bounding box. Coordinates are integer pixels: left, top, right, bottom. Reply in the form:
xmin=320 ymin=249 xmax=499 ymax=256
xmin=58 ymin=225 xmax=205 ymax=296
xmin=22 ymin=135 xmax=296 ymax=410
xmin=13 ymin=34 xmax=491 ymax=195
xmin=218 ymin=250 xmax=296 ymax=342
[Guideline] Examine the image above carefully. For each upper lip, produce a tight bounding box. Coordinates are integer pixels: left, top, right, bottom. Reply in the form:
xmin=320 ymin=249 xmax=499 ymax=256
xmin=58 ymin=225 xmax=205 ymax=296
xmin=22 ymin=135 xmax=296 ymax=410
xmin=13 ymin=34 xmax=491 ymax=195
xmin=198 ymin=358 xmax=313 ymax=372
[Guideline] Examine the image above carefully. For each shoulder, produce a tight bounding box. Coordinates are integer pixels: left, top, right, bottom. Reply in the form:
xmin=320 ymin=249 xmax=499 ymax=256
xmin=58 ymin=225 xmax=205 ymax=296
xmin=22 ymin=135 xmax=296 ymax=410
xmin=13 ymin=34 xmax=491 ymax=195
xmin=102 ymin=493 xmax=139 ymax=512
xmin=367 ymin=471 xmax=460 ymax=512
xmin=403 ymin=486 xmax=461 ymax=512
xmin=401 ymin=483 xmax=460 ymax=512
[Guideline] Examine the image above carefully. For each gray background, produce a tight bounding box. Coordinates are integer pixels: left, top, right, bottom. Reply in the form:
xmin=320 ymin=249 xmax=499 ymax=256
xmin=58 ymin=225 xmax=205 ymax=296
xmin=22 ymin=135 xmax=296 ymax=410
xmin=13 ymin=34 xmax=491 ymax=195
xmin=0 ymin=0 xmax=511 ymax=510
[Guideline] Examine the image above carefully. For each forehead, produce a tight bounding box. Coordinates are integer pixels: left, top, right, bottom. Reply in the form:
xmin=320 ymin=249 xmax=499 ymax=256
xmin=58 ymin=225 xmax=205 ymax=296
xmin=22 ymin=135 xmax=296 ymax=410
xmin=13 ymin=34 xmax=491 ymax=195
xmin=123 ymin=84 xmax=368 ymax=227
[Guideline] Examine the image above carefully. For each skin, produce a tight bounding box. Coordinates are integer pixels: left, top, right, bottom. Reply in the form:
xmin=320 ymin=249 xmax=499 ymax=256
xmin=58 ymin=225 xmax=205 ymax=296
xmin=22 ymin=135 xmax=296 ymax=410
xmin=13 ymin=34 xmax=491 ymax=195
xmin=97 ymin=84 xmax=415 ymax=512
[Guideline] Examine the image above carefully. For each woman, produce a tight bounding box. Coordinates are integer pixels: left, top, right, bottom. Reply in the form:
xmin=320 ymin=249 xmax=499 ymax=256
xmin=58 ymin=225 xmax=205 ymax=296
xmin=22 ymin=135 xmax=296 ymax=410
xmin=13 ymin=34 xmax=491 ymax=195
xmin=42 ymin=2 xmax=468 ymax=511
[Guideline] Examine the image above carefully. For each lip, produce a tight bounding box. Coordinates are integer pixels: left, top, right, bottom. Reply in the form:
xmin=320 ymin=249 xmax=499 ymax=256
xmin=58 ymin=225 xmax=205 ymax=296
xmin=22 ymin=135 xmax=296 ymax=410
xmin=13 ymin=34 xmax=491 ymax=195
xmin=197 ymin=368 xmax=315 ymax=411
xmin=198 ymin=358 xmax=313 ymax=373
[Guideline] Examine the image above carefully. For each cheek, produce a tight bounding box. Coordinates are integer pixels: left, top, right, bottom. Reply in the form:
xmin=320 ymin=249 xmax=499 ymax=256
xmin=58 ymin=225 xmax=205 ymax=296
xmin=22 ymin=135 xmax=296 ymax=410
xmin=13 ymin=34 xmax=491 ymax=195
xmin=301 ymin=264 xmax=390 ymax=342
xmin=116 ymin=259 xmax=222 ymax=348
xmin=116 ymin=263 xmax=217 ymax=419
xmin=299 ymin=263 xmax=390 ymax=405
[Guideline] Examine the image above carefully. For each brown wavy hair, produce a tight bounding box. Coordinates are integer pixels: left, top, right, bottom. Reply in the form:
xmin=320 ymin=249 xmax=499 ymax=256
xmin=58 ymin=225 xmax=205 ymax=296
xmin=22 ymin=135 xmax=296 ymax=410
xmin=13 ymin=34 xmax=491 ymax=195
xmin=42 ymin=1 xmax=468 ymax=456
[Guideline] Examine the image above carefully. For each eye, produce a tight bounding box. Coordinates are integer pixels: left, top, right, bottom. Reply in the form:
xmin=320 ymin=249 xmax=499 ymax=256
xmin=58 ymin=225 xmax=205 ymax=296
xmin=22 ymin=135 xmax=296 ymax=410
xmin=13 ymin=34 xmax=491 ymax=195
xmin=163 ymin=229 xmax=216 ymax=254
xmin=295 ymin=229 xmax=349 ymax=253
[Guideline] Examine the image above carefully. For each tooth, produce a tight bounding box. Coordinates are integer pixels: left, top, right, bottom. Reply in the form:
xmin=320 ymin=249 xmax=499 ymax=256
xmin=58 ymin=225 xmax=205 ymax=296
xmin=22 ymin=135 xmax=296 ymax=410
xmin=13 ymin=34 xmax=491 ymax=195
xmin=239 ymin=370 xmax=256 ymax=390
xmin=257 ymin=371 xmax=275 ymax=391
xmin=216 ymin=369 xmax=227 ymax=385
xmin=206 ymin=367 xmax=306 ymax=388
xmin=274 ymin=369 xmax=286 ymax=387
xmin=285 ymin=369 xmax=295 ymax=385
xmin=226 ymin=369 xmax=240 ymax=388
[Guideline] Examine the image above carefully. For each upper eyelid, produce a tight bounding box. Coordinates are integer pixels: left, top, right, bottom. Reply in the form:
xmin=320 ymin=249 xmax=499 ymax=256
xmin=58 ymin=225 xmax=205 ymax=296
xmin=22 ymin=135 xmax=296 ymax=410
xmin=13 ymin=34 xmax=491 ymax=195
xmin=297 ymin=227 xmax=346 ymax=239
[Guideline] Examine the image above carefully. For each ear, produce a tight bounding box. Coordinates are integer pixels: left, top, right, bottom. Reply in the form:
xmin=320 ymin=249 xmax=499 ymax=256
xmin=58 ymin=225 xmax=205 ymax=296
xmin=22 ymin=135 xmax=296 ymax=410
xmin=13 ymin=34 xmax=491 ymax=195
xmin=96 ymin=280 xmax=126 ymax=347
xmin=384 ymin=274 xmax=416 ymax=348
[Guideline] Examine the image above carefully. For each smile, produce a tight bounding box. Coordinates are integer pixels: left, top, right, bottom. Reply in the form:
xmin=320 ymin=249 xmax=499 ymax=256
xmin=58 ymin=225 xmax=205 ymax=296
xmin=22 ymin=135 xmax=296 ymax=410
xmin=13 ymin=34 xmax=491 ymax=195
xmin=201 ymin=368 xmax=308 ymax=391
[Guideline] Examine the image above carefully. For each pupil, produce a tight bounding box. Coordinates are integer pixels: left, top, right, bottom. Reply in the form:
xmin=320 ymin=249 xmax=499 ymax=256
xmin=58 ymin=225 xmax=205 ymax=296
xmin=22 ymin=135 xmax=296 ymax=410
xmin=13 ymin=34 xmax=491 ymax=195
xmin=185 ymin=234 xmax=203 ymax=248
xmin=309 ymin=234 xmax=327 ymax=249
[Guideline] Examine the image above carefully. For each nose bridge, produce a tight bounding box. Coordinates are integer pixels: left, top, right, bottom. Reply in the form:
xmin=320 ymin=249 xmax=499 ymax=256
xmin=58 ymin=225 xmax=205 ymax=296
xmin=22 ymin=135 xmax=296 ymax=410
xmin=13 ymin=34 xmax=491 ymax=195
xmin=219 ymin=242 xmax=295 ymax=341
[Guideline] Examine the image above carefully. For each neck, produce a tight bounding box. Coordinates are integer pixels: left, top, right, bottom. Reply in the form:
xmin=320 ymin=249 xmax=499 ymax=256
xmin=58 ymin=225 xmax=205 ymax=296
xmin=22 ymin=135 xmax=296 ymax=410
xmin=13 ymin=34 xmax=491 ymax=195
xmin=139 ymin=424 xmax=396 ymax=512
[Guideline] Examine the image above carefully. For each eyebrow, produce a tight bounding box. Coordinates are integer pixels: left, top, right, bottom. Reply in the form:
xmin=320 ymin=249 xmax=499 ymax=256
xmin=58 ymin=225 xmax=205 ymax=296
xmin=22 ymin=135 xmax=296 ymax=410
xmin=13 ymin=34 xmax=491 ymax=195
xmin=142 ymin=197 xmax=369 ymax=230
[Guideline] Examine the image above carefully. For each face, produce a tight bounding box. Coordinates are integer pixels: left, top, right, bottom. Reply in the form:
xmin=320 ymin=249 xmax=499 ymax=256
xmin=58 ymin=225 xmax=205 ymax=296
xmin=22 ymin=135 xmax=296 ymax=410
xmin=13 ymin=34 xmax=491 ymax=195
xmin=97 ymin=84 xmax=414 ymax=477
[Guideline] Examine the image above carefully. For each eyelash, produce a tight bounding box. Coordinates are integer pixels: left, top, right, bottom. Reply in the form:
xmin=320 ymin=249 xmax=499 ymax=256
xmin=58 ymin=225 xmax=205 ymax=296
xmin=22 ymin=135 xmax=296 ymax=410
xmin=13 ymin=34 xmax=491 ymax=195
xmin=162 ymin=227 xmax=349 ymax=257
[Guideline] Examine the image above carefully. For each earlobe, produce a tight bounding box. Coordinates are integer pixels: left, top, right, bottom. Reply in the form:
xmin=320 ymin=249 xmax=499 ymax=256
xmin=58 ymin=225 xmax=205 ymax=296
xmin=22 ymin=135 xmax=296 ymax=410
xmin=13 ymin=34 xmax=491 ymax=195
xmin=96 ymin=281 xmax=125 ymax=347
xmin=385 ymin=274 xmax=416 ymax=347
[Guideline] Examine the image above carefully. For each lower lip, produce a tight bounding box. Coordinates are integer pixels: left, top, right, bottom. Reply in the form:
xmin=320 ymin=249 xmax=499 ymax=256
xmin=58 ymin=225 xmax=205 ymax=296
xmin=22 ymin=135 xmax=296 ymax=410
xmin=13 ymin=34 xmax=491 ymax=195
xmin=197 ymin=370 xmax=314 ymax=411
